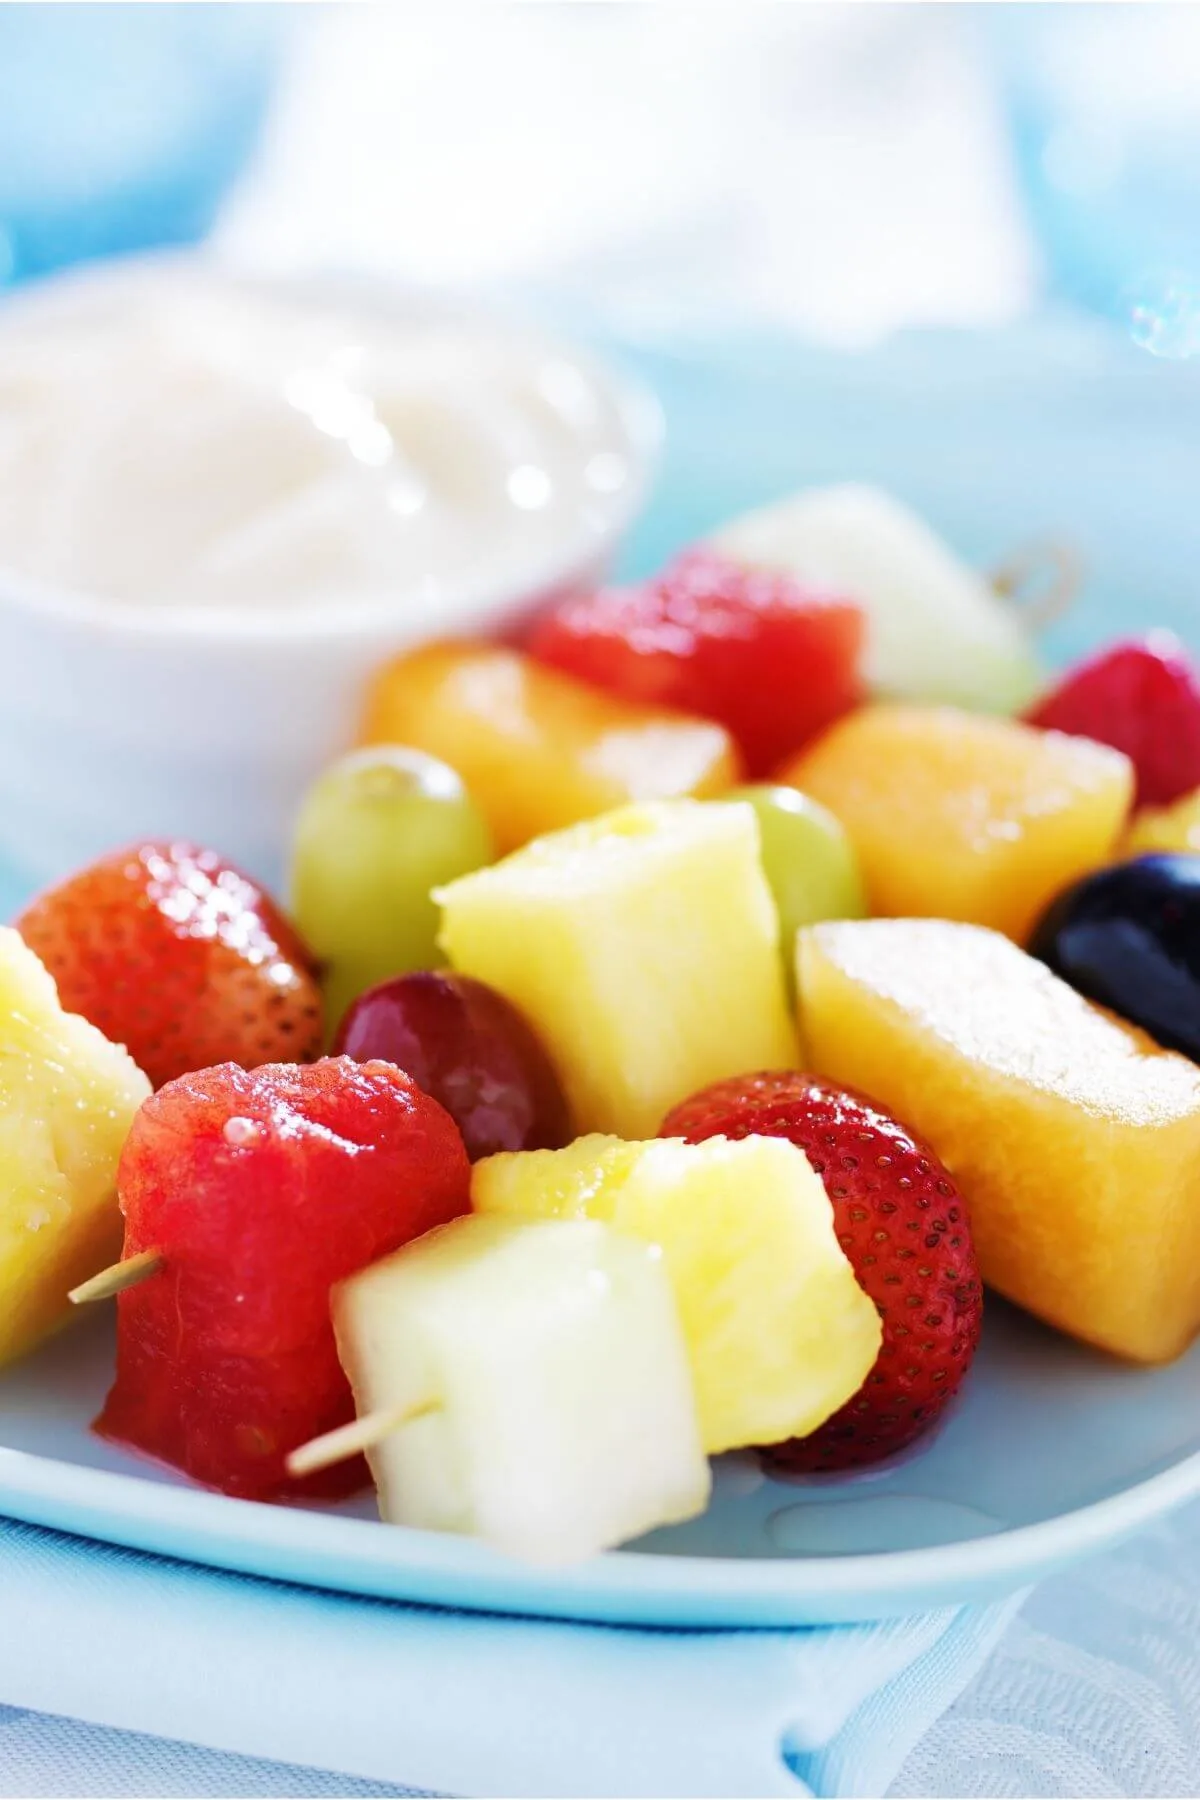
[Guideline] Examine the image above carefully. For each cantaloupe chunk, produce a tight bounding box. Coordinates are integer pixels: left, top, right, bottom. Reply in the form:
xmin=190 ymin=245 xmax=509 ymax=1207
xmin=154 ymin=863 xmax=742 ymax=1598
xmin=361 ymin=641 xmax=739 ymax=853
xmin=797 ymin=916 xmax=1200 ymax=1362
xmin=782 ymin=704 xmax=1133 ymax=941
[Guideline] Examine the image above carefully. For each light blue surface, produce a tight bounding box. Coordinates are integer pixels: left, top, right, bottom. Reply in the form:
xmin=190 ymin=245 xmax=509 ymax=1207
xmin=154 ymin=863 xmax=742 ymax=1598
xmin=2 ymin=314 xmax=1200 ymax=1629
xmin=605 ymin=309 xmax=1200 ymax=673
xmin=983 ymin=6 xmax=1200 ymax=324
xmin=0 ymin=6 xmax=282 ymax=286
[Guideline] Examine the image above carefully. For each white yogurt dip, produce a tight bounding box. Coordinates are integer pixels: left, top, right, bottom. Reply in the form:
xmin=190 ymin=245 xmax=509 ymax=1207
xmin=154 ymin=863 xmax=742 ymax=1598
xmin=0 ymin=263 xmax=646 ymax=619
xmin=0 ymin=257 xmax=657 ymax=882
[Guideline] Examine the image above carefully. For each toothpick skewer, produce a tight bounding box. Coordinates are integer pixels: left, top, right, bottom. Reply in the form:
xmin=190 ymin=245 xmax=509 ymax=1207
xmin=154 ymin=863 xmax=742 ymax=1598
xmin=68 ymin=1248 xmax=165 ymax=1305
xmin=71 ymin=1256 xmax=432 ymax=1477
xmin=286 ymin=1400 xmax=436 ymax=1479
xmin=991 ymin=536 xmax=1083 ymax=632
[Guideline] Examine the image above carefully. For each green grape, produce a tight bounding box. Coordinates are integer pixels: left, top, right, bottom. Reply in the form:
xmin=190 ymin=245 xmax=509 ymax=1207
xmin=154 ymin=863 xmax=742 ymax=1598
xmin=289 ymin=746 xmax=494 ymax=1036
xmin=728 ymin=784 xmax=867 ymax=991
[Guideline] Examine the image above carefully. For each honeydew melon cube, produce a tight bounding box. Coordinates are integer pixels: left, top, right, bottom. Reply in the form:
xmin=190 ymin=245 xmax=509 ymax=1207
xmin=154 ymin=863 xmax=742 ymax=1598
xmin=333 ymin=1213 xmax=710 ymax=1565
xmin=711 ymin=483 xmax=1043 ymax=714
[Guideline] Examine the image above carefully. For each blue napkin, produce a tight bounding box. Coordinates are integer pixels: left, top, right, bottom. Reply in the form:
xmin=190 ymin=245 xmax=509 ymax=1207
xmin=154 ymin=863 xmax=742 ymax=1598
xmin=0 ymin=1516 xmax=1024 ymax=1796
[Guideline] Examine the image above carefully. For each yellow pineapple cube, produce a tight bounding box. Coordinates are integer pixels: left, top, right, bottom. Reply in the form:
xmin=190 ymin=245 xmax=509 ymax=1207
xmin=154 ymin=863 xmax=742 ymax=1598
xmin=1126 ymin=788 xmax=1200 ymax=856
xmin=473 ymin=1132 xmax=880 ymax=1453
xmin=0 ymin=928 xmax=151 ymax=1365
xmin=797 ymin=916 xmax=1200 ymax=1362
xmin=436 ymin=800 xmax=797 ymax=1137
xmin=781 ymin=704 xmax=1133 ymax=941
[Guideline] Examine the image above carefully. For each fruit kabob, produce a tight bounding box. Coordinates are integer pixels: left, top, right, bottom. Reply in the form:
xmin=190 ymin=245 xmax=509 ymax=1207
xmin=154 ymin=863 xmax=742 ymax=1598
xmin=4 ymin=481 xmax=1200 ymax=1566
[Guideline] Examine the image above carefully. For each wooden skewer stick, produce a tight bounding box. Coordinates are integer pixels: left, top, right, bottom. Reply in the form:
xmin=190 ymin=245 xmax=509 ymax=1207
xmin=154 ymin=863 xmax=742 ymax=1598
xmin=286 ymin=1400 xmax=437 ymax=1480
xmin=990 ymin=536 xmax=1084 ymax=632
xmin=68 ymin=1248 xmax=165 ymax=1306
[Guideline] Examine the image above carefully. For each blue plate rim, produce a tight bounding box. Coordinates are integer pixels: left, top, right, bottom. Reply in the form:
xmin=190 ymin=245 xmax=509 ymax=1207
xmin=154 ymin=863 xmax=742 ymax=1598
xmin=1 ymin=1426 xmax=1197 ymax=1623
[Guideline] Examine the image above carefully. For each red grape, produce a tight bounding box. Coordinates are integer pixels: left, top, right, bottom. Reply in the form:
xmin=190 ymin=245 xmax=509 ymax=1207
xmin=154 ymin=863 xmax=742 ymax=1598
xmin=332 ymin=972 xmax=571 ymax=1161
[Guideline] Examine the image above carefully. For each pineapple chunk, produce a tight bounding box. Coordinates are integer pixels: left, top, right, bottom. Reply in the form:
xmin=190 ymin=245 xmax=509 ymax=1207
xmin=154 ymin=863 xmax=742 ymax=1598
xmin=333 ymin=1213 xmax=710 ymax=1564
xmin=1126 ymin=788 xmax=1200 ymax=856
xmin=782 ymin=704 xmax=1133 ymax=942
xmin=0 ymin=928 xmax=151 ymax=1364
xmin=472 ymin=1133 xmax=881 ymax=1453
xmin=798 ymin=917 xmax=1200 ymax=1362
xmin=436 ymin=800 xmax=797 ymax=1137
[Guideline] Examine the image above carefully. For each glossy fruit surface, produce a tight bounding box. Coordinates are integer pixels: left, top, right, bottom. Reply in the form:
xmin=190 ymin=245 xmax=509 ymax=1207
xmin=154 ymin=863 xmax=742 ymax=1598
xmin=782 ymin=704 xmax=1133 ymax=941
xmin=1026 ymin=633 xmax=1200 ymax=807
xmin=17 ymin=841 xmax=323 ymax=1088
xmin=289 ymin=746 xmax=494 ymax=1033
xmin=1029 ymin=854 xmax=1200 ymax=1064
xmin=332 ymin=971 xmax=569 ymax=1161
xmin=472 ymin=1132 xmax=879 ymax=1455
xmin=0 ymin=928 xmax=150 ymax=1367
xmin=334 ymin=1213 xmax=709 ymax=1564
xmin=96 ymin=1058 xmax=471 ymax=1500
xmin=662 ymin=1072 xmax=981 ymax=1471
xmin=360 ymin=639 xmax=739 ymax=853
xmin=709 ymin=483 xmax=1043 ymax=713
xmin=436 ymin=799 xmax=796 ymax=1138
xmin=728 ymin=785 xmax=866 ymax=980
xmin=797 ymin=917 xmax=1200 ymax=1363
xmin=528 ymin=550 xmax=865 ymax=776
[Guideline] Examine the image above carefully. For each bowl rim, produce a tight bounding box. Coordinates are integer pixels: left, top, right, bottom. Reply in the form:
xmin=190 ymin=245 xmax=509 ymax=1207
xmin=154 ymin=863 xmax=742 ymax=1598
xmin=0 ymin=251 xmax=664 ymax=644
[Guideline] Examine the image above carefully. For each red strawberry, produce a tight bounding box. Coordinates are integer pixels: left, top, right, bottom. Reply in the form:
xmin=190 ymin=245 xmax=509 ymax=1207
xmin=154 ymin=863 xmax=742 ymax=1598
xmin=528 ymin=549 xmax=865 ymax=776
xmin=662 ymin=1071 xmax=982 ymax=1472
xmin=16 ymin=841 xmax=323 ymax=1088
xmin=1026 ymin=632 xmax=1200 ymax=808
xmin=98 ymin=1057 xmax=472 ymax=1498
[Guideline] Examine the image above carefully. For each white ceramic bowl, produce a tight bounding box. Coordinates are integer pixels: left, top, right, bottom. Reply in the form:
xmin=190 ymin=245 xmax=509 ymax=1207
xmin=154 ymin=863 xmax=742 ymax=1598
xmin=0 ymin=259 xmax=661 ymax=888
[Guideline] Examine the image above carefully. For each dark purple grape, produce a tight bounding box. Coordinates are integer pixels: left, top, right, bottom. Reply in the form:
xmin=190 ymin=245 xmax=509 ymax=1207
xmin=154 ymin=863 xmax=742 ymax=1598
xmin=1028 ymin=853 xmax=1200 ymax=1062
xmin=332 ymin=971 xmax=570 ymax=1160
